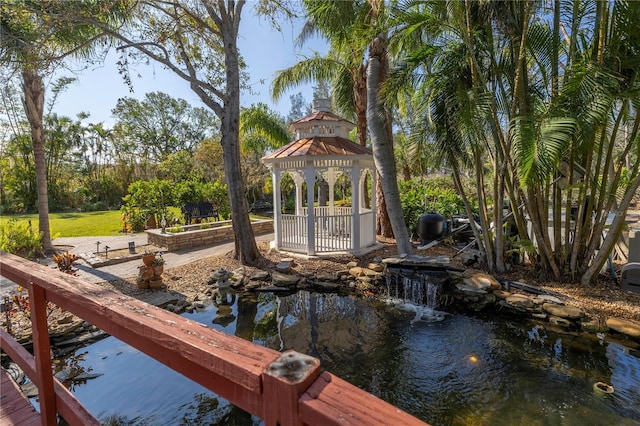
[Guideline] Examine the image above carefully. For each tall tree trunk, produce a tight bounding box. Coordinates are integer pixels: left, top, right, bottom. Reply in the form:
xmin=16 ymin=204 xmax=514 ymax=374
xmin=220 ymin=1 xmax=260 ymax=264
xmin=367 ymin=33 xmax=412 ymax=255
xmin=22 ymin=68 xmax=52 ymax=251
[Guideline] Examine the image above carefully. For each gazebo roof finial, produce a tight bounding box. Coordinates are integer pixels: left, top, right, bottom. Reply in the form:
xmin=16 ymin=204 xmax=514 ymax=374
xmin=312 ymin=98 xmax=332 ymax=113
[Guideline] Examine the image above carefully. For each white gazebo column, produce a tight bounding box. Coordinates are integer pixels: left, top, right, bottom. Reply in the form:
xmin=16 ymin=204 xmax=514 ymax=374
xmin=293 ymin=174 xmax=304 ymax=215
xmin=305 ymin=162 xmax=316 ymax=256
xmin=327 ymin=169 xmax=336 ymax=215
xmin=350 ymin=161 xmax=361 ymax=254
xmin=273 ymin=167 xmax=282 ymax=250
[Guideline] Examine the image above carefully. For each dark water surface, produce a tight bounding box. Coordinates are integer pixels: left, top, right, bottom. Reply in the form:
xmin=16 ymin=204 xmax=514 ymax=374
xmin=53 ymin=291 xmax=640 ymax=425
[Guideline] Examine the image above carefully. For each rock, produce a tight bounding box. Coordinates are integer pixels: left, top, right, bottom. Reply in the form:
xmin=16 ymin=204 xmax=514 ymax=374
xmin=356 ymin=276 xmax=373 ymax=284
xmin=493 ymin=290 xmax=511 ymax=299
xmin=276 ymin=261 xmax=293 ymax=273
xmin=456 ymin=283 xmax=488 ymax=294
xmin=549 ymin=315 xmax=574 ymax=327
xmin=505 ymin=294 xmax=535 ymax=309
xmin=349 ymin=267 xmax=365 ymax=277
xmin=256 ymin=286 xmax=294 ymax=293
xmin=316 ymin=272 xmax=338 ymax=282
xmin=535 ymin=294 xmax=563 ymax=304
xmin=461 ymin=270 xmax=501 ymax=291
xmin=543 ymin=303 xmax=583 ymax=320
xmin=581 ymin=318 xmax=607 ymax=333
xmin=367 ymin=263 xmax=384 ymax=273
xmin=382 ymin=255 xmax=449 ymax=268
xmin=532 ymin=313 xmax=548 ymax=320
xmin=271 ymin=271 xmax=299 ymax=287
xmin=54 ymin=330 xmax=106 ymax=347
xmin=249 ymin=270 xmax=270 ymax=281
xmin=244 ymin=281 xmax=263 ymax=291
xmin=363 ymin=268 xmax=381 ymax=278
xmin=346 ymin=261 xmax=358 ymax=268
xmin=57 ymin=314 xmax=75 ymax=325
xmin=460 ymin=250 xmax=482 ymax=266
xmin=606 ymin=317 xmax=640 ymax=339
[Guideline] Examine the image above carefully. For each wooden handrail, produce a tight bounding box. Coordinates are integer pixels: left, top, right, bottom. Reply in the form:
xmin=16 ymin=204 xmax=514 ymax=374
xmin=0 ymin=251 xmax=427 ymax=425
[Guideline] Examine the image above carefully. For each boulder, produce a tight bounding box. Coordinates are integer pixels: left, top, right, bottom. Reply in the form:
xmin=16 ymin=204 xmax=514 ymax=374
xmin=461 ymin=270 xmax=501 ymax=291
xmin=542 ymin=303 xmax=583 ymax=320
xmin=367 ymin=263 xmax=384 ymax=273
xmin=349 ymin=266 xmax=365 ymax=277
xmin=493 ymin=290 xmax=511 ymax=299
xmin=549 ymin=315 xmax=574 ymax=327
xmin=271 ymin=271 xmax=299 ymax=287
xmin=505 ymin=294 xmax=535 ymax=309
xmin=606 ymin=317 xmax=640 ymax=339
xmin=346 ymin=261 xmax=358 ymax=268
xmin=249 ymin=270 xmax=270 ymax=281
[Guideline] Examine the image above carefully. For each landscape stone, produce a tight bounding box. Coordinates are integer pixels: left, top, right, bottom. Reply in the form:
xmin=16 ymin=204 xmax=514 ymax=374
xmin=549 ymin=315 xmax=574 ymax=327
xmin=271 ymin=271 xmax=299 ymax=287
xmin=349 ymin=266 xmax=365 ymax=277
xmin=505 ymin=294 xmax=535 ymax=309
xmin=367 ymin=263 xmax=384 ymax=273
xmin=606 ymin=317 xmax=640 ymax=339
xmin=249 ymin=270 xmax=270 ymax=281
xmin=543 ymin=303 xmax=583 ymax=319
xmin=461 ymin=270 xmax=500 ymax=291
xmin=346 ymin=261 xmax=358 ymax=268
xmin=581 ymin=318 xmax=607 ymax=333
xmin=455 ymin=283 xmax=488 ymax=294
xmin=493 ymin=290 xmax=511 ymax=299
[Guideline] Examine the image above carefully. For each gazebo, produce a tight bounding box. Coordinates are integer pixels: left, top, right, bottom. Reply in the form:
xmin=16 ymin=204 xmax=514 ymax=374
xmin=262 ymin=100 xmax=378 ymax=256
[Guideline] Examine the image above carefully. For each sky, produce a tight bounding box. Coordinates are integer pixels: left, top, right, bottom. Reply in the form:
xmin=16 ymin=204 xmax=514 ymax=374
xmin=51 ymin=9 xmax=327 ymax=126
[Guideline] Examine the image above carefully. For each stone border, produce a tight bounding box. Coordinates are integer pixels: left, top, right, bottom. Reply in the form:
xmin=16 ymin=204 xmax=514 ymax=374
xmin=146 ymin=219 xmax=273 ymax=251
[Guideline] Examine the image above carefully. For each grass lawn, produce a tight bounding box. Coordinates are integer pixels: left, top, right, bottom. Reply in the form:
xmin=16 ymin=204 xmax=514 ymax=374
xmin=1 ymin=211 xmax=127 ymax=237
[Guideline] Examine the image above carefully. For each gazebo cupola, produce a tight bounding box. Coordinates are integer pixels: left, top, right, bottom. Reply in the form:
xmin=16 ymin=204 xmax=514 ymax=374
xmin=262 ymin=99 xmax=378 ymax=256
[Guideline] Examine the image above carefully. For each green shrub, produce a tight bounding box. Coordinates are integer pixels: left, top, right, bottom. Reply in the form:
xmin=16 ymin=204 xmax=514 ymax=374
xmin=0 ymin=219 xmax=42 ymax=257
xmin=166 ymin=226 xmax=185 ymax=233
xmin=399 ymin=177 xmax=472 ymax=236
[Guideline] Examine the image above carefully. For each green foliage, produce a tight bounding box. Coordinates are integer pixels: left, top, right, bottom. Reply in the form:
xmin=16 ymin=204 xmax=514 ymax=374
xmin=174 ymin=180 xmax=230 ymax=220
xmin=0 ymin=219 xmax=42 ymax=257
xmin=120 ymin=180 xmax=176 ymax=232
xmin=398 ymin=177 xmax=471 ymax=236
xmin=166 ymin=226 xmax=185 ymax=233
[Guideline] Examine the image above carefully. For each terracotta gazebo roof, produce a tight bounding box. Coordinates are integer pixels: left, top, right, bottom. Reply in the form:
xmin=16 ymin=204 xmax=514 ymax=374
xmin=289 ymin=110 xmax=355 ymax=128
xmin=262 ymin=137 xmax=372 ymax=161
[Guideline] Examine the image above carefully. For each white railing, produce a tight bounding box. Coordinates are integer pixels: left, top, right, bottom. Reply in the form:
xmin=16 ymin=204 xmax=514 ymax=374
xmin=281 ymin=214 xmax=307 ymax=252
xmin=360 ymin=211 xmax=375 ymax=247
xmin=315 ymin=215 xmax=352 ymax=252
xmin=301 ymin=206 xmax=352 ymax=216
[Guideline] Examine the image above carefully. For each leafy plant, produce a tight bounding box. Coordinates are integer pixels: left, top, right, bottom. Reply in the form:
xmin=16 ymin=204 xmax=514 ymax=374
xmin=0 ymin=219 xmax=42 ymax=257
xmin=53 ymin=251 xmax=80 ymax=274
xmin=166 ymin=226 xmax=185 ymax=233
xmin=152 ymin=254 xmax=165 ymax=266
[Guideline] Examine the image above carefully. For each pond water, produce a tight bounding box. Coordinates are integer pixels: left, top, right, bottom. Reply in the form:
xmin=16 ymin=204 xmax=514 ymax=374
xmin=49 ymin=290 xmax=640 ymax=425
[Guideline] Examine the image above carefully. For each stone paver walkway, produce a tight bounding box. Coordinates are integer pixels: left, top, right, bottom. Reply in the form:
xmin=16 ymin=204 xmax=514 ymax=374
xmin=0 ymin=233 xmax=274 ymax=298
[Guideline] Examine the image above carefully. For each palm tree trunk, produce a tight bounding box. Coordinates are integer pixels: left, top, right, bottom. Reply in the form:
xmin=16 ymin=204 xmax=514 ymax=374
xmin=22 ymin=67 xmax=52 ymax=251
xmin=367 ymin=33 xmax=412 ymax=255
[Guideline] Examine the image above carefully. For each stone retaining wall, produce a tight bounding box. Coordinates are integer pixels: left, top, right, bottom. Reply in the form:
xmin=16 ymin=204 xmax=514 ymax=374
xmin=146 ymin=219 xmax=273 ymax=251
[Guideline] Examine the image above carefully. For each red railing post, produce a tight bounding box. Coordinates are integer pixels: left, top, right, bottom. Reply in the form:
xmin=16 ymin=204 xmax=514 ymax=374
xmin=262 ymin=350 xmax=321 ymax=426
xmin=29 ymin=284 xmax=57 ymax=425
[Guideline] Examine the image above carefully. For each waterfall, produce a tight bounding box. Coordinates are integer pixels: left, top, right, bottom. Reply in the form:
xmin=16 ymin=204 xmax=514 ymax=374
xmin=385 ymin=269 xmax=446 ymax=323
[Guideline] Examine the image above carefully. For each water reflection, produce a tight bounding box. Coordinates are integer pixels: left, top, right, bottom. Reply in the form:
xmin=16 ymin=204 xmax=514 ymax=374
xmin=50 ymin=291 xmax=640 ymax=425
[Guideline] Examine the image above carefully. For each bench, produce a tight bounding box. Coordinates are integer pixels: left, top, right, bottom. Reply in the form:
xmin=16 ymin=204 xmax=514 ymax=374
xmin=183 ymin=202 xmax=220 ymax=224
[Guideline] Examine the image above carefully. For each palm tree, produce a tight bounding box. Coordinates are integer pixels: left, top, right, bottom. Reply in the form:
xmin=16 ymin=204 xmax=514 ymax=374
xmin=390 ymin=0 xmax=640 ymax=282
xmin=0 ymin=0 xmax=131 ymax=251
xmin=272 ymin=0 xmax=413 ymax=251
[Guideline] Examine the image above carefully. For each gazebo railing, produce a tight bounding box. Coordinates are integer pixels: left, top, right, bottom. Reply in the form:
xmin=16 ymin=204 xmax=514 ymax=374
xmin=301 ymin=206 xmax=352 ymax=216
xmin=315 ymin=215 xmax=352 ymax=252
xmin=281 ymin=214 xmax=308 ymax=252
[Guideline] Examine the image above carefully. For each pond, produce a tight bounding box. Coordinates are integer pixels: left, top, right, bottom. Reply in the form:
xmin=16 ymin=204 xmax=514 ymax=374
xmin=47 ymin=290 xmax=639 ymax=425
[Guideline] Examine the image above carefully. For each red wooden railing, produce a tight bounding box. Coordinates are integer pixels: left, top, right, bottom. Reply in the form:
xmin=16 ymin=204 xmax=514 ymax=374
xmin=0 ymin=251 xmax=427 ymax=426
